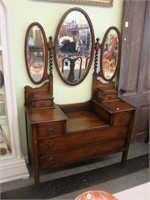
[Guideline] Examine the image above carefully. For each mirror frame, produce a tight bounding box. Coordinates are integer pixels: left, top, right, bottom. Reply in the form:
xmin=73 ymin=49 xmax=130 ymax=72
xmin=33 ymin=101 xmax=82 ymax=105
xmin=54 ymin=7 xmax=95 ymax=86
xmin=100 ymin=26 xmax=121 ymax=82
xmin=24 ymin=22 xmax=48 ymax=84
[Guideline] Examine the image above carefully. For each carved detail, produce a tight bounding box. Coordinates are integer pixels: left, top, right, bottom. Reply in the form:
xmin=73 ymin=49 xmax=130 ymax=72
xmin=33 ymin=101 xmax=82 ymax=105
xmin=46 ymin=0 xmax=113 ymax=7
xmin=94 ymin=38 xmax=100 ymax=73
xmin=48 ymin=36 xmax=53 ymax=76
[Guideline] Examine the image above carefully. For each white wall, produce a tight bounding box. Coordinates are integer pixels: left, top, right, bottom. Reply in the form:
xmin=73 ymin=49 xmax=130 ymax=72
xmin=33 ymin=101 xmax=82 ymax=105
xmin=7 ymin=0 xmax=124 ymax=156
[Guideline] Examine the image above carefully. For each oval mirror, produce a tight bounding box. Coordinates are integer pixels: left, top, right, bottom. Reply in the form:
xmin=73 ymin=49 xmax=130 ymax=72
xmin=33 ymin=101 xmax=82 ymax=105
xmin=25 ymin=22 xmax=48 ymax=84
xmin=54 ymin=8 xmax=95 ymax=86
xmin=100 ymin=26 xmax=121 ymax=82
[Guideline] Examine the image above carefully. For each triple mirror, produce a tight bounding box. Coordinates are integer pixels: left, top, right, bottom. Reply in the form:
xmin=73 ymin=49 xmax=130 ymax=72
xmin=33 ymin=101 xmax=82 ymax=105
xmin=24 ymin=10 xmax=121 ymax=86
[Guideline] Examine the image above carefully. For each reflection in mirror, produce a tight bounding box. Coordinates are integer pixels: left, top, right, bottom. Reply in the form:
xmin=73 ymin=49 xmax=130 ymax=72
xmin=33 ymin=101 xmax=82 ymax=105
xmin=54 ymin=8 xmax=95 ymax=85
xmin=101 ymin=27 xmax=120 ymax=81
xmin=25 ymin=22 xmax=48 ymax=84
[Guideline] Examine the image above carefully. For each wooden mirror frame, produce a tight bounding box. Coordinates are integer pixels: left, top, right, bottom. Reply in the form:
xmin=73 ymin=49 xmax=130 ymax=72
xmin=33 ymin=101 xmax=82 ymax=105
xmin=54 ymin=7 xmax=95 ymax=86
xmin=24 ymin=22 xmax=48 ymax=84
xmin=100 ymin=26 xmax=121 ymax=82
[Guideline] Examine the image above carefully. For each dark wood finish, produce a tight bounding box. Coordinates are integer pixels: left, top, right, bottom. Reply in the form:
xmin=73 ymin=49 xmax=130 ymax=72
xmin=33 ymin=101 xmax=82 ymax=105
xmin=25 ymin=88 xmax=135 ymax=185
xmin=91 ymin=41 xmax=135 ymax=166
xmin=25 ymin=104 xmax=67 ymax=184
xmin=39 ymin=139 xmax=126 ymax=169
xmin=119 ymin=0 xmax=150 ymax=142
xmin=24 ymin=16 xmax=135 ymax=185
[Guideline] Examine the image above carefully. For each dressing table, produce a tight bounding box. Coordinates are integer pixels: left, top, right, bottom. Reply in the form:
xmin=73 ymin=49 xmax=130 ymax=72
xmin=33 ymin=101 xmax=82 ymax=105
xmin=24 ymin=8 xmax=135 ymax=185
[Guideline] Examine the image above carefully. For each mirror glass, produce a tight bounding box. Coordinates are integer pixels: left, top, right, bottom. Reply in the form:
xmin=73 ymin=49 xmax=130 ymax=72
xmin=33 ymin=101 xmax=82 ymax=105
xmin=25 ymin=23 xmax=47 ymax=84
xmin=101 ymin=27 xmax=120 ymax=81
xmin=54 ymin=8 xmax=95 ymax=85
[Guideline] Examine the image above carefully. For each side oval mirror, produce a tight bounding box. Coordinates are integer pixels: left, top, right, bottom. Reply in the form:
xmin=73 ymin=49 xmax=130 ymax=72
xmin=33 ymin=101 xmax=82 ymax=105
xmin=25 ymin=22 xmax=48 ymax=84
xmin=100 ymin=26 xmax=121 ymax=82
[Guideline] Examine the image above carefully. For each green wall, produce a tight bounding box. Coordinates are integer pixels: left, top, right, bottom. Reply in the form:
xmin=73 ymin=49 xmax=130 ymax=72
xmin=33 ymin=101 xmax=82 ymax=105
xmin=7 ymin=0 xmax=124 ymax=157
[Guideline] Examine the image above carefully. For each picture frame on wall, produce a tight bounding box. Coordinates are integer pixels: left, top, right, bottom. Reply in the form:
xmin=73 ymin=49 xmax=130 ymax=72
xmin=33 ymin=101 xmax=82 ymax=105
xmin=35 ymin=0 xmax=114 ymax=7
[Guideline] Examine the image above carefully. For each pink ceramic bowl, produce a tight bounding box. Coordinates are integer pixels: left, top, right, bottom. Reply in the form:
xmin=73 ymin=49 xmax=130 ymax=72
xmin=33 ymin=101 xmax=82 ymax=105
xmin=75 ymin=190 xmax=118 ymax=200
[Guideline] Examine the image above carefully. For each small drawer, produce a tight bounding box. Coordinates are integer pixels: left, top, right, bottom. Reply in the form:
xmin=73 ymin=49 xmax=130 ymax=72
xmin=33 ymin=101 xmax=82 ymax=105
xmin=103 ymin=94 xmax=118 ymax=101
xmin=97 ymin=92 xmax=118 ymax=101
xmin=113 ymin=112 xmax=132 ymax=126
xmin=96 ymin=88 xmax=118 ymax=101
xmin=32 ymin=99 xmax=53 ymax=108
xmin=37 ymin=122 xmax=65 ymax=138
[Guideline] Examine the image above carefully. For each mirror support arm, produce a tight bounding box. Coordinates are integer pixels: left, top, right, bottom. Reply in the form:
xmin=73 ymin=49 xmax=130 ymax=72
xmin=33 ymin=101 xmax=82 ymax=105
xmin=48 ymin=36 xmax=53 ymax=97
xmin=94 ymin=38 xmax=100 ymax=74
xmin=92 ymin=38 xmax=101 ymax=96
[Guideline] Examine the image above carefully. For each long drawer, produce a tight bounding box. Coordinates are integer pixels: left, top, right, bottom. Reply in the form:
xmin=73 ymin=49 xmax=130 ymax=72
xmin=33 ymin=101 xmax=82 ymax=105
xmin=39 ymin=139 xmax=126 ymax=169
xmin=38 ymin=126 xmax=128 ymax=155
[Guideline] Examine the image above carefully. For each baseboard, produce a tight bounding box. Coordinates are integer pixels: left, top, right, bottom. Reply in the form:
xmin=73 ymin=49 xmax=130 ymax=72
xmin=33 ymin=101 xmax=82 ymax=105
xmin=0 ymin=157 xmax=29 ymax=183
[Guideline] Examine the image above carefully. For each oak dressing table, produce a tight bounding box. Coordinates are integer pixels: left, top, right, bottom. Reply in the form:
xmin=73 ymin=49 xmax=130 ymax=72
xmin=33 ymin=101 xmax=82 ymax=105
xmin=24 ymin=9 xmax=135 ymax=185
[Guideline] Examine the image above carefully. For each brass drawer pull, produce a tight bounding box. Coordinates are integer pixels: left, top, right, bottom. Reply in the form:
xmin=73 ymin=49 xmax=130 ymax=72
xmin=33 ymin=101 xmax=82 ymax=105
xmin=48 ymin=127 xmax=54 ymax=134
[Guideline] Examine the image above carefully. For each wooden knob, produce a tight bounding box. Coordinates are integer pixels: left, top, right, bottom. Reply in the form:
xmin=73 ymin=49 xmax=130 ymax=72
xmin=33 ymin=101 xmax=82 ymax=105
xmin=48 ymin=128 xmax=54 ymax=134
xmin=120 ymin=88 xmax=127 ymax=94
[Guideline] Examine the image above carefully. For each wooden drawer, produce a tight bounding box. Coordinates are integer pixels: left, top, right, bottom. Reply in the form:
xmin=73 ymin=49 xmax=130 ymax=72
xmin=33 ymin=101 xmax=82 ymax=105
xmin=37 ymin=122 xmax=65 ymax=138
xmin=31 ymin=99 xmax=53 ymax=108
xmin=39 ymin=139 xmax=126 ymax=169
xmin=31 ymin=92 xmax=53 ymax=108
xmin=96 ymin=88 xmax=118 ymax=101
xmin=112 ymin=112 xmax=132 ymax=126
xmin=38 ymin=126 xmax=128 ymax=155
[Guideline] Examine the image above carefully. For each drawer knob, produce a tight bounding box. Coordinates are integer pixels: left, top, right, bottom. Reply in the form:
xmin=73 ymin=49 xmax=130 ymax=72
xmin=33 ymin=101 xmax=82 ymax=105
xmin=119 ymin=118 xmax=125 ymax=123
xmin=120 ymin=88 xmax=127 ymax=94
xmin=48 ymin=157 xmax=54 ymax=162
xmin=108 ymin=96 xmax=112 ymax=100
xmin=40 ymin=102 xmax=46 ymax=106
xmin=48 ymin=128 xmax=54 ymax=134
xmin=118 ymin=130 xmax=124 ymax=136
xmin=48 ymin=142 xmax=54 ymax=148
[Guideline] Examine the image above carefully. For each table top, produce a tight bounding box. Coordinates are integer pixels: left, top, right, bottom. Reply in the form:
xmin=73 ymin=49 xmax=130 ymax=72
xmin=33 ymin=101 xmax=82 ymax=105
xmin=114 ymin=182 xmax=150 ymax=200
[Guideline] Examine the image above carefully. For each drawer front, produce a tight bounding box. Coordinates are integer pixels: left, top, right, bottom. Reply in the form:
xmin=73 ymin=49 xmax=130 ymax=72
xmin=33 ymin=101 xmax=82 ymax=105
xmin=38 ymin=126 xmax=128 ymax=155
xmin=37 ymin=122 xmax=65 ymax=138
xmin=39 ymin=139 xmax=126 ymax=168
xmin=32 ymin=99 xmax=53 ymax=108
xmin=96 ymin=90 xmax=117 ymax=101
xmin=113 ymin=112 xmax=132 ymax=126
xmin=103 ymin=94 xmax=118 ymax=101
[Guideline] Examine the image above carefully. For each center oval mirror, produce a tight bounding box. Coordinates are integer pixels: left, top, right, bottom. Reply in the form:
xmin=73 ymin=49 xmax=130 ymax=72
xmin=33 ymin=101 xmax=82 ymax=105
xmin=25 ymin=22 xmax=48 ymax=84
xmin=54 ymin=8 xmax=95 ymax=86
xmin=100 ymin=26 xmax=121 ymax=82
